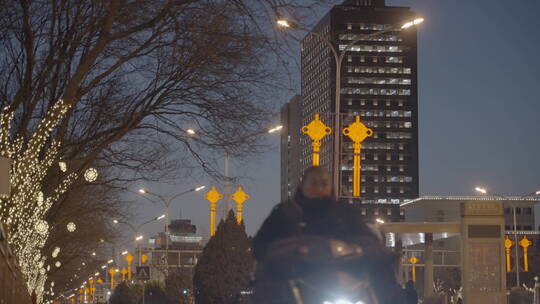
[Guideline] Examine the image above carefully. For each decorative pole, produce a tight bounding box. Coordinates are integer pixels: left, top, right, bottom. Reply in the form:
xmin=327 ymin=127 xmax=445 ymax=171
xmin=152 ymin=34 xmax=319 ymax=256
xmin=301 ymin=113 xmax=332 ymax=166
xmin=89 ymin=279 xmax=95 ymax=302
xmin=342 ymin=116 xmax=373 ymax=197
xmin=519 ymin=236 xmax=533 ymax=272
xmin=125 ymin=253 xmax=133 ymax=281
xmin=409 ymin=256 xmax=419 ymax=282
xmin=204 ymin=186 xmax=223 ymax=236
xmin=230 ymin=187 xmax=250 ymax=224
xmin=505 ymin=236 xmax=513 ymax=272
xmin=108 ymin=267 xmax=116 ymax=290
xmin=121 ymin=268 xmax=128 ymax=281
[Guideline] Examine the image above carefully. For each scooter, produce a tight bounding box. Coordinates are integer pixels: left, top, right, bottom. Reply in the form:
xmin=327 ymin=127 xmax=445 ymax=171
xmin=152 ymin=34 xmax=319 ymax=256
xmin=262 ymin=236 xmax=392 ymax=304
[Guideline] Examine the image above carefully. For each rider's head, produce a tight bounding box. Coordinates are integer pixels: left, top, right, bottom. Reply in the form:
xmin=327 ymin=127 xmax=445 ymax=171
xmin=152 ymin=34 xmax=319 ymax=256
xmin=300 ymin=166 xmax=332 ymax=199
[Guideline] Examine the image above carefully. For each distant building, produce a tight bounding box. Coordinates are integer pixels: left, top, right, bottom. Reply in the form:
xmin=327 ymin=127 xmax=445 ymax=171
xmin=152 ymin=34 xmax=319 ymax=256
xmin=146 ymin=218 xmax=203 ymax=281
xmin=280 ymin=95 xmax=302 ymax=201
xmin=402 ymin=196 xmax=537 ymax=231
xmin=280 ymin=0 xmax=420 ymax=221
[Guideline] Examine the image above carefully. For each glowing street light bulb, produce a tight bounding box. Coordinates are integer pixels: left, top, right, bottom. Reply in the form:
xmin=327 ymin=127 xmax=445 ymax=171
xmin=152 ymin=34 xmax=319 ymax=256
xmin=375 ymin=218 xmax=385 ymax=224
xmin=113 ymin=219 xmax=119 ymax=224
xmin=156 ymin=214 xmax=166 ymax=220
xmin=194 ymin=185 xmax=206 ymax=192
xmin=135 ymin=235 xmax=143 ymax=241
xmin=475 ymin=186 xmax=487 ymax=194
xmin=413 ymin=17 xmax=425 ymax=25
xmin=535 ymin=190 xmax=540 ymax=195
xmin=94 ymin=272 xmax=99 ymax=276
xmin=277 ymin=19 xmax=290 ymax=28
xmin=101 ymin=265 xmax=107 ymax=269
xmin=107 ymin=259 xmax=114 ymax=264
xmin=121 ymin=251 xmax=128 ymax=255
xmin=186 ymin=129 xmax=196 ymax=135
xmin=139 ymin=188 xmax=146 ymax=194
xmin=268 ymin=125 xmax=284 ymax=133
xmin=91 ymin=252 xmax=96 ymax=256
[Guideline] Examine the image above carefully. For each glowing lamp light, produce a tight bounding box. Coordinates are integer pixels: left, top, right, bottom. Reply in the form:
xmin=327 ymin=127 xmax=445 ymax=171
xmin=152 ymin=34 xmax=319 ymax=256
xmin=139 ymin=188 xmax=146 ymax=194
xmin=52 ymin=247 xmax=60 ymax=258
xmin=268 ymin=125 xmax=283 ymax=133
xmin=58 ymin=161 xmax=67 ymax=172
xmin=277 ymin=19 xmax=291 ymax=28
xmin=194 ymin=185 xmax=206 ymax=192
xmin=84 ymin=168 xmax=98 ymax=182
xmin=55 ymin=261 xmax=61 ymax=268
xmin=37 ymin=191 xmax=44 ymax=206
xmin=36 ymin=220 xmax=49 ymax=235
xmin=475 ymin=187 xmax=487 ymax=194
xmin=186 ymin=129 xmax=196 ymax=135
xmin=67 ymin=222 xmax=76 ymax=232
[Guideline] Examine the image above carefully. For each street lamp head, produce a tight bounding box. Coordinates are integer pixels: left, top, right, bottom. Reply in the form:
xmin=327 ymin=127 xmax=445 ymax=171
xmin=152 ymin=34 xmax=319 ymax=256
xmin=194 ymin=185 xmax=206 ymax=192
xmin=268 ymin=125 xmax=284 ymax=133
xmin=186 ymin=129 xmax=196 ymax=135
xmin=277 ymin=19 xmax=291 ymax=28
xmin=135 ymin=235 xmax=143 ymax=241
xmin=112 ymin=219 xmax=119 ymax=224
xmin=475 ymin=186 xmax=488 ymax=194
xmin=535 ymin=190 xmax=540 ymax=195
xmin=375 ymin=218 xmax=385 ymax=224
xmin=401 ymin=17 xmax=425 ymax=29
xmin=121 ymin=251 xmax=128 ymax=255
xmin=94 ymin=272 xmax=99 ymax=276
xmin=156 ymin=214 xmax=166 ymax=220
xmin=138 ymin=188 xmax=146 ymax=194
xmin=107 ymin=259 xmax=113 ymax=264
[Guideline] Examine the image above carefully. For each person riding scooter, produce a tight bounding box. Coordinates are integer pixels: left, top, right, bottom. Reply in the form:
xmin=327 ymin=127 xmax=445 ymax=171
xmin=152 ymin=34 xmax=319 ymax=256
xmin=253 ymin=166 xmax=407 ymax=304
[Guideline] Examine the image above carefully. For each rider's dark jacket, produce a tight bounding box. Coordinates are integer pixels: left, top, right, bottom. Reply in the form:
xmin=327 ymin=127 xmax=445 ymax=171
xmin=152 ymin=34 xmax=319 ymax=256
xmin=253 ymin=190 xmax=406 ymax=304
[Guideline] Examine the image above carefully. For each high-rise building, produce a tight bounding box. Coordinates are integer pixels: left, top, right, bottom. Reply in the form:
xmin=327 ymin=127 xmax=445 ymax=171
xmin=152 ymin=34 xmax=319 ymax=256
xmin=281 ymin=0 xmax=419 ymax=221
xmin=280 ymin=95 xmax=302 ymax=201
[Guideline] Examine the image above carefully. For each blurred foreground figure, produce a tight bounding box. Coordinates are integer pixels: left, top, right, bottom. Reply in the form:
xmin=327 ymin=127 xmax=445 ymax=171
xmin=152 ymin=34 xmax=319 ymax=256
xmin=253 ymin=166 xmax=409 ymax=304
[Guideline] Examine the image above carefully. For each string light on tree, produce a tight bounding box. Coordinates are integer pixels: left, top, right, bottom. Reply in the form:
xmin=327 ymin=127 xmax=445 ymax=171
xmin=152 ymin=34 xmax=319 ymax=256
xmin=0 ymin=99 xmax=76 ymax=302
xmin=66 ymin=222 xmax=76 ymax=232
xmin=84 ymin=168 xmax=98 ymax=182
xmin=58 ymin=161 xmax=67 ymax=172
xmin=51 ymin=247 xmax=60 ymax=258
xmin=36 ymin=220 xmax=49 ymax=235
xmin=55 ymin=261 xmax=61 ymax=268
xmin=37 ymin=191 xmax=44 ymax=206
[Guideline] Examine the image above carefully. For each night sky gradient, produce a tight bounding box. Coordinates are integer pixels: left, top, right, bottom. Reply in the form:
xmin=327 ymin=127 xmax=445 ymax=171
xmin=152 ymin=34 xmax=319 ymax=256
xmin=126 ymin=0 xmax=540 ymax=245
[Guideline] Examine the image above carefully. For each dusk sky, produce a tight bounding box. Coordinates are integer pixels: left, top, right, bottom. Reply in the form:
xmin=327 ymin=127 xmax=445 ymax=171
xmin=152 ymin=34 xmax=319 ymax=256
xmin=127 ymin=0 xmax=540 ymax=245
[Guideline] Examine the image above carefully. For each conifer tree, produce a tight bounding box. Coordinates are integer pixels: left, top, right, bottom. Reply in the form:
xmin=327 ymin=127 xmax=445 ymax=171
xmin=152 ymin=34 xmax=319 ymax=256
xmin=193 ymin=210 xmax=255 ymax=304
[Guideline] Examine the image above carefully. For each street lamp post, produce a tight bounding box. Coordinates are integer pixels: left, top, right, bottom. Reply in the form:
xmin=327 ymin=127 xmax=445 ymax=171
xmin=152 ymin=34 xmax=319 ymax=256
xmin=475 ymin=186 xmax=540 ymax=287
xmin=277 ymin=17 xmax=424 ymax=200
xmin=186 ymin=125 xmax=282 ymax=218
xmin=112 ymin=215 xmax=165 ymax=267
xmin=137 ymin=186 xmax=206 ymax=274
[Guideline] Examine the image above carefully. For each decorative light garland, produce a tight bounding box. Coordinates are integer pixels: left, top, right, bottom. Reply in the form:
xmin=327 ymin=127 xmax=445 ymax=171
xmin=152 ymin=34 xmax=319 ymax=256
xmin=0 ymin=99 xmax=82 ymax=303
xmin=66 ymin=222 xmax=76 ymax=232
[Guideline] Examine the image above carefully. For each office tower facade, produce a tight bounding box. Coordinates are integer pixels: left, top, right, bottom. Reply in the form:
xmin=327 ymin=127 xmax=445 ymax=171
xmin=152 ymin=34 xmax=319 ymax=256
xmin=280 ymin=95 xmax=303 ymax=202
xmin=281 ymin=0 xmax=419 ymax=221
